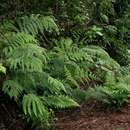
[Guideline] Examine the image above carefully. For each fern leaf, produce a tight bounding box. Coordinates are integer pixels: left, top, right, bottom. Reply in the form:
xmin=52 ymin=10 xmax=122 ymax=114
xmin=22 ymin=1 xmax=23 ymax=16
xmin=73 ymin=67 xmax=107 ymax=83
xmin=22 ymin=94 xmax=49 ymax=121
xmin=3 ymin=80 xmax=23 ymax=100
xmin=3 ymin=33 xmax=47 ymax=72
xmin=16 ymin=15 xmax=59 ymax=35
xmin=48 ymin=76 xmax=66 ymax=94
xmin=43 ymin=95 xmax=79 ymax=108
xmin=64 ymin=66 xmax=79 ymax=87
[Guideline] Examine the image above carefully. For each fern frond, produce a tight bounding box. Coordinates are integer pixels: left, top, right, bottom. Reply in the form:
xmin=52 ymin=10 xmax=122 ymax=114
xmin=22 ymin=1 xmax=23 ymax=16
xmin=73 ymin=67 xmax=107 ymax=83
xmin=74 ymin=66 xmax=89 ymax=84
xmin=43 ymin=95 xmax=79 ymax=108
xmin=70 ymin=89 xmax=88 ymax=102
xmin=83 ymin=45 xmax=120 ymax=70
xmin=104 ymin=71 xmax=116 ymax=86
xmin=64 ymin=66 xmax=79 ymax=87
xmin=88 ymin=82 xmax=130 ymax=106
xmin=121 ymin=75 xmax=130 ymax=85
xmin=48 ymin=76 xmax=66 ymax=94
xmin=54 ymin=38 xmax=93 ymax=63
xmin=3 ymin=33 xmax=47 ymax=72
xmin=3 ymin=32 xmax=38 ymax=55
xmin=22 ymin=94 xmax=49 ymax=121
xmin=16 ymin=15 xmax=59 ymax=35
xmin=3 ymin=80 xmax=23 ymax=100
xmin=41 ymin=16 xmax=59 ymax=32
xmin=88 ymin=72 xmax=98 ymax=80
xmin=6 ymin=45 xmax=46 ymax=72
xmin=83 ymin=45 xmax=110 ymax=59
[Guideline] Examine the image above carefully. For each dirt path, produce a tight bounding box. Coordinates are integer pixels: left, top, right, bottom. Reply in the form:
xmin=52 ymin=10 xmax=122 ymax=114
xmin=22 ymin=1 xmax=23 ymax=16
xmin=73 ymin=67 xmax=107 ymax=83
xmin=56 ymin=101 xmax=130 ymax=130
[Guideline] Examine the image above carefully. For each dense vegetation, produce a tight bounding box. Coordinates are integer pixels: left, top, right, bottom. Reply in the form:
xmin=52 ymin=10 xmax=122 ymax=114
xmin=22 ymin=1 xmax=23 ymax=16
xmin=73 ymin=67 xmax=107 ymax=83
xmin=0 ymin=0 xmax=130 ymax=129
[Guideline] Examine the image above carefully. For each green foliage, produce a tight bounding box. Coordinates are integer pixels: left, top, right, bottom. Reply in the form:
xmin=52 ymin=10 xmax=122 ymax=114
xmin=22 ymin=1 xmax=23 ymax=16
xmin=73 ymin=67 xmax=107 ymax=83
xmin=22 ymin=94 xmax=49 ymax=121
xmin=0 ymin=16 xmax=81 ymax=124
xmin=0 ymin=14 xmax=122 ymax=123
xmin=0 ymin=0 xmax=130 ymax=128
xmin=3 ymin=80 xmax=23 ymax=100
xmin=16 ymin=15 xmax=59 ymax=35
xmin=88 ymin=72 xmax=130 ymax=107
xmin=3 ymin=32 xmax=47 ymax=72
xmin=43 ymin=95 xmax=79 ymax=108
xmin=0 ymin=63 xmax=6 ymax=74
xmin=86 ymin=25 xmax=103 ymax=39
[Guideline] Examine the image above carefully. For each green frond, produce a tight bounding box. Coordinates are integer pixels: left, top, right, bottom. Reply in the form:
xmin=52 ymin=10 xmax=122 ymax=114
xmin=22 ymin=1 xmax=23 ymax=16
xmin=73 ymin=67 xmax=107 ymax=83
xmin=41 ymin=16 xmax=59 ymax=32
xmin=74 ymin=66 xmax=89 ymax=84
xmin=48 ymin=76 xmax=66 ymax=94
xmin=3 ymin=32 xmax=38 ymax=55
xmin=86 ymin=61 xmax=130 ymax=107
xmin=3 ymin=80 xmax=23 ymax=100
xmin=3 ymin=33 xmax=47 ymax=72
xmin=6 ymin=45 xmax=46 ymax=72
xmin=70 ymin=89 xmax=88 ymax=102
xmin=22 ymin=94 xmax=49 ymax=121
xmin=104 ymin=71 xmax=116 ymax=86
xmin=54 ymin=38 xmax=74 ymax=53
xmin=121 ymin=75 xmax=130 ymax=85
xmin=16 ymin=15 xmax=59 ymax=35
xmin=64 ymin=66 xmax=79 ymax=87
xmin=88 ymin=81 xmax=130 ymax=106
xmin=83 ymin=45 xmax=110 ymax=59
xmin=54 ymin=38 xmax=93 ymax=63
xmin=88 ymin=72 xmax=98 ymax=80
xmin=43 ymin=95 xmax=79 ymax=108
xmin=83 ymin=45 xmax=120 ymax=70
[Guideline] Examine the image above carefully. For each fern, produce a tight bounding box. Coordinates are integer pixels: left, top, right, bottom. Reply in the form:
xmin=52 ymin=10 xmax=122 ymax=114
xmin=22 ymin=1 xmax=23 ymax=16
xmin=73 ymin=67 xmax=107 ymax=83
xmin=47 ymin=75 xmax=66 ymax=94
xmin=51 ymin=38 xmax=94 ymax=87
xmin=87 ymin=71 xmax=130 ymax=106
xmin=22 ymin=94 xmax=49 ymax=121
xmin=42 ymin=95 xmax=79 ymax=108
xmin=83 ymin=45 xmax=120 ymax=70
xmin=3 ymin=80 xmax=23 ymax=100
xmin=89 ymin=83 xmax=130 ymax=106
xmin=54 ymin=38 xmax=93 ymax=63
xmin=70 ymin=89 xmax=88 ymax=102
xmin=0 ymin=0 xmax=130 ymax=127
xmin=3 ymin=32 xmax=47 ymax=72
xmin=104 ymin=71 xmax=116 ymax=86
xmin=64 ymin=66 xmax=79 ymax=87
xmin=0 ymin=14 xmax=125 ymax=124
xmin=16 ymin=15 xmax=59 ymax=35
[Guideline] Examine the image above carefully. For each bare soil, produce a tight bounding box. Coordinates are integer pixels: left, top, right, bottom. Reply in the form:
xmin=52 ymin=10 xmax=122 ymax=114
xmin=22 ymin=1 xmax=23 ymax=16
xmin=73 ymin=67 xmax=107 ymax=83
xmin=55 ymin=100 xmax=130 ymax=130
xmin=0 ymin=92 xmax=27 ymax=130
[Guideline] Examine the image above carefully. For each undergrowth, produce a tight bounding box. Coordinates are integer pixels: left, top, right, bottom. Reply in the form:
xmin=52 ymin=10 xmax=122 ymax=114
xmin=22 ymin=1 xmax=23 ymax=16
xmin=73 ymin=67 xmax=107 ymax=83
xmin=0 ymin=0 xmax=130 ymax=129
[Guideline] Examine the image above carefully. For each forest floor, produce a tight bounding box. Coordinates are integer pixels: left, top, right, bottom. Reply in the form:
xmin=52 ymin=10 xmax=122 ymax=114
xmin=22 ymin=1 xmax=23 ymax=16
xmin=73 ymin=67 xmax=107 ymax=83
xmin=1 ymin=92 xmax=130 ymax=130
xmin=55 ymin=100 xmax=130 ymax=130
